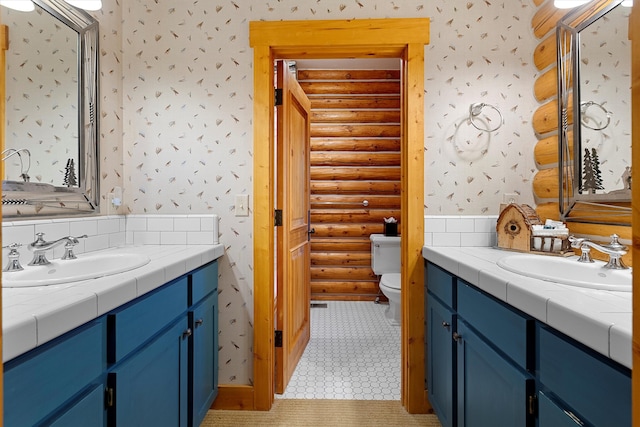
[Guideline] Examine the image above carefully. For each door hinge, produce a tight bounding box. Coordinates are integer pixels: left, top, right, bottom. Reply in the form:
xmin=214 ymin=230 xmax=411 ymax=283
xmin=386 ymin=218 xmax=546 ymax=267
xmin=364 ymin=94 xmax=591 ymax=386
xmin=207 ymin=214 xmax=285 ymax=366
xmin=274 ymin=209 xmax=283 ymax=227
xmin=275 ymin=88 xmax=283 ymax=106
xmin=275 ymin=330 xmax=283 ymax=348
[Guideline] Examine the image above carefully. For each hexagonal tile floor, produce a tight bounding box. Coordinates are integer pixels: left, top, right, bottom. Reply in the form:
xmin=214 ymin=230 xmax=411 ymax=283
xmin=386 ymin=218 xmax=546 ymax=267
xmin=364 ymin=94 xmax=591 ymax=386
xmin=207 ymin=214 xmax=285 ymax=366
xmin=278 ymin=301 xmax=400 ymax=400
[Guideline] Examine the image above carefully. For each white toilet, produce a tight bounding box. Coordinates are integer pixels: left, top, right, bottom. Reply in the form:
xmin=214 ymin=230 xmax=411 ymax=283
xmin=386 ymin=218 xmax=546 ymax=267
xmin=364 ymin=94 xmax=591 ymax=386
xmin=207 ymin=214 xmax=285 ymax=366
xmin=370 ymin=234 xmax=401 ymax=326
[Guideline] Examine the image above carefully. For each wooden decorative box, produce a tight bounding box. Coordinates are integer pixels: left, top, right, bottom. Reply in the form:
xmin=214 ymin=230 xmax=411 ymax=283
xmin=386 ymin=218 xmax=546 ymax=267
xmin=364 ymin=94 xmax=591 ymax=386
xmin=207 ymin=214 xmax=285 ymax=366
xmin=496 ymin=204 xmax=573 ymax=256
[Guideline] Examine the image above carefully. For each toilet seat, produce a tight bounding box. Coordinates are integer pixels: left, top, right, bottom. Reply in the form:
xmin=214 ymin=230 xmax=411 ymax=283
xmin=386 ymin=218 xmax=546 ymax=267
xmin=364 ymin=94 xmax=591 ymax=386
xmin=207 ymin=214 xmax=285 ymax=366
xmin=380 ymin=273 xmax=401 ymax=290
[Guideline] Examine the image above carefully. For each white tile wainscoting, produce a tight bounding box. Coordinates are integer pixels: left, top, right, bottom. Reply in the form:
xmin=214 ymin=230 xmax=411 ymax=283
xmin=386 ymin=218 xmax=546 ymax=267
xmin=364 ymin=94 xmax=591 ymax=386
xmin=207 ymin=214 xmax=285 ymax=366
xmin=424 ymin=215 xmax=498 ymax=247
xmin=2 ymin=214 xmax=220 ymax=268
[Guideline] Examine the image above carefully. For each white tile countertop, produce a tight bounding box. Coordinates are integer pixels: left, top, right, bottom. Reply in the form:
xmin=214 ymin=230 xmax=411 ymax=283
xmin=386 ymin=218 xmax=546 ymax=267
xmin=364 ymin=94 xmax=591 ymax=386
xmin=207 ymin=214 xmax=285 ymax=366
xmin=422 ymin=246 xmax=632 ymax=369
xmin=2 ymin=244 xmax=225 ymax=363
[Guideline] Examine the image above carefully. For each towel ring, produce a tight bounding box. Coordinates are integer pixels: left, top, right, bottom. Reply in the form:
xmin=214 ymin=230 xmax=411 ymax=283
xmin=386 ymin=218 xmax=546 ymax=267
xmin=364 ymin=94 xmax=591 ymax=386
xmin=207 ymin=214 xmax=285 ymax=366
xmin=580 ymin=101 xmax=611 ymax=131
xmin=468 ymin=103 xmax=503 ymax=132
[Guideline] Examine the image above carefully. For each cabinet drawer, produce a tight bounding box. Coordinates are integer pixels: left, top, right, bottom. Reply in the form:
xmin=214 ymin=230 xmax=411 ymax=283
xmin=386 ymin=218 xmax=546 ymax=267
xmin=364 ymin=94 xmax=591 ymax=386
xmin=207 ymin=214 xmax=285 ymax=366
xmin=426 ymin=262 xmax=455 ymax=308
xmin=457 ymin=280 xmax=532 ymax=369
xmin=190 ymin=260 xmax=218 ymax=305
xmin=4 ymin=320 xmax=105 ymax=427
xmin=108 ymin=276 xmax=188 ymax=362
xmin=537 ymin=325 xmax=631 ymax=427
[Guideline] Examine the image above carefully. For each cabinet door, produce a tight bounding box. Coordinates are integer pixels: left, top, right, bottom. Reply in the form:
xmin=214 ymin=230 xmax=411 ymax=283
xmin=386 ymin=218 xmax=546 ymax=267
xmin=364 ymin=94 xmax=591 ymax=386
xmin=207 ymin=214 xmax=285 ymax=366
xmin=456 ymin=321 xmax=534 ymax=427
xmin=191 ymin=292 xmax=219 ymax=427
xmin=4 ymin=321 xmax=104 ymax=427
xmin=427 ymin=295 xmax=455 ymax=427
xmin=108 ymin=318 xmax=189 ymax=427
xmin=49 ymin=384 xmax=105 ymax=427
xmin=538 ymin=391 xmax=585 ymax=427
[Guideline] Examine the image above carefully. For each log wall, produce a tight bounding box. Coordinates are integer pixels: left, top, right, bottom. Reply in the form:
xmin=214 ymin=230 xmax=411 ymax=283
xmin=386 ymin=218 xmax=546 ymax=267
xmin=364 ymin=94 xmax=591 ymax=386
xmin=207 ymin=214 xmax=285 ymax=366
xmin=530 ymin=0 xmax=631 ymax=261
xmin=298 ymin=68 xmax=401 ymax=301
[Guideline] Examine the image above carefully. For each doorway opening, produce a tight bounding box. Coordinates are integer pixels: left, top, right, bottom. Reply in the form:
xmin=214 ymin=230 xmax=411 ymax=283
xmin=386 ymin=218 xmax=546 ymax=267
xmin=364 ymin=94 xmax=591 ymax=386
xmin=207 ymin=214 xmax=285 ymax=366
xmin=250 ymin=17 xmax=430 ymax=413
xmin=275 ymin=58 xmax=403 ymax=400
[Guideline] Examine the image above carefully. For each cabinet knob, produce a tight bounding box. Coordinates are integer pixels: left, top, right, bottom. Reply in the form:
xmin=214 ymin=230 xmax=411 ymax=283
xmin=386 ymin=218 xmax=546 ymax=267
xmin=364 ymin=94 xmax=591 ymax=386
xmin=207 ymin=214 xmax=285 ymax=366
xmin=441 ymin=321 xmax=450 ymax=330
xmin=195 ymin=319 xmax=204 ymax=327
xmin=182 ymin=328 xmax=192 ymax=339
xmin=452 ymin=332 xmax=462 ymax=342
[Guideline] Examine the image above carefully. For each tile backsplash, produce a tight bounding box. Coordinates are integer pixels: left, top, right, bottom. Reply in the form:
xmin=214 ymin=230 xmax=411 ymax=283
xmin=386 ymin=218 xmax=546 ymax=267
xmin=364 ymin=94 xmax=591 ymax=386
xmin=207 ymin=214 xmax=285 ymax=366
xmin=424 ymin=215 xmax=498 ymax=247
xmin=2 ymin=214 xmax=220 ymax=268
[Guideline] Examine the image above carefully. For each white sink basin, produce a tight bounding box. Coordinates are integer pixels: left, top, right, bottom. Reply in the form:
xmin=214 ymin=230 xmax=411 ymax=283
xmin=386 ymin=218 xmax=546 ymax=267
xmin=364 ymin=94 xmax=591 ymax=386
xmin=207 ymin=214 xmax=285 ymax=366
xmin=2 ymin=253 xmax=151 ymax=288
xmin=497 ymin=254 xmax=632 ymax=292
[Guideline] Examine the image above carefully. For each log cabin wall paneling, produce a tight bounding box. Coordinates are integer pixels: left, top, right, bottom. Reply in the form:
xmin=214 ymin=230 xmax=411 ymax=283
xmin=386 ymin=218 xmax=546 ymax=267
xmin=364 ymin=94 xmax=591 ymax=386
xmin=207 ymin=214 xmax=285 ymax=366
xmin=297 ymin=67 xmax=401 ymax=301
xmin=530 ymin=0 xmax=631 ymax=262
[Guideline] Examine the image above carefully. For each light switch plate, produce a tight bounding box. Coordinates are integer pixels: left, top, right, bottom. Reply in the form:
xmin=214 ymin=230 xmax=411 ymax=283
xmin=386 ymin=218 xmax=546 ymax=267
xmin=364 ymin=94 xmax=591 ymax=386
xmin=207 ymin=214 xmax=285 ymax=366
xmin=503 ymin=193 xmax=519 ymax=204
xmin=235 ymin=194 xmax=249 ymax=216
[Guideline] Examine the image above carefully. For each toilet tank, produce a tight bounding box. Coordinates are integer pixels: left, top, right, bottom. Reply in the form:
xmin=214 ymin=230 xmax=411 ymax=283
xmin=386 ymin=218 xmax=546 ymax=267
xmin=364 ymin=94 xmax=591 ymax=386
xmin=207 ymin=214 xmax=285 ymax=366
xmin=370 ymin=234 xmax=401 ymax=275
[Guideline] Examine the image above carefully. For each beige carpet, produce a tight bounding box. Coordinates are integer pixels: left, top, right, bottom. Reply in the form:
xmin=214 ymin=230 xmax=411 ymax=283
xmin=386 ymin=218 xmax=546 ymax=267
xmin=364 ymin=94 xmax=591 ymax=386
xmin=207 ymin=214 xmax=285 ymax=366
xmin=202 ymin=399 xmax=442 ymax=427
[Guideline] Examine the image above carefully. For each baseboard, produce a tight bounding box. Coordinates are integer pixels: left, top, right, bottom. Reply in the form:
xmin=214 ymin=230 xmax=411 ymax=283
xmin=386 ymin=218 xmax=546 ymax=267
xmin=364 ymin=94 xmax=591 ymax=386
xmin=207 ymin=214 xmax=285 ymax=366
xmin=210 ymin=385 xmax=255 ymax=410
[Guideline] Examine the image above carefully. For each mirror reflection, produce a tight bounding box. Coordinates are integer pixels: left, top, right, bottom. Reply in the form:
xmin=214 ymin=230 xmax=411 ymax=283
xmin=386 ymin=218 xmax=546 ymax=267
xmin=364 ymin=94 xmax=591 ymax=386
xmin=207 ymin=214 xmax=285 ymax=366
xmin=558 ymin=0 xmax=631 ymax=225
xmin=1 ymin=0 xmax=99 ymax=217
xmin=578 ymin=4 xmax=631 ymax=197
xmin=3 ymin=4 xmax=79 ymax=186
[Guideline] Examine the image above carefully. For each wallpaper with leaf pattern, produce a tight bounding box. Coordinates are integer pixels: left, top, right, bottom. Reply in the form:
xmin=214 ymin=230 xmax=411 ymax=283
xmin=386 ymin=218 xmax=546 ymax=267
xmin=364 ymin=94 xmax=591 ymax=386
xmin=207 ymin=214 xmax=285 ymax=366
xmin=91 ymin=0 xmax=540 ymax=385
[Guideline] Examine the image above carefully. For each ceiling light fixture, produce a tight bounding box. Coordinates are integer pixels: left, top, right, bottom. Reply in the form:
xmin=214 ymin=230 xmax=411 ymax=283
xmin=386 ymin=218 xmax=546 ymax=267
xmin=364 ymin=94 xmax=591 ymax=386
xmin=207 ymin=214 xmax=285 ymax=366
xmin=554 ymin=0 xmax=590 ymax=8
xmin=621 ymin=0 xmax=633 ymax=6
xmin=63 ymin=0 xmax=102 ymax=10
xmin=0 ymin=0 xmax=35 ymax=11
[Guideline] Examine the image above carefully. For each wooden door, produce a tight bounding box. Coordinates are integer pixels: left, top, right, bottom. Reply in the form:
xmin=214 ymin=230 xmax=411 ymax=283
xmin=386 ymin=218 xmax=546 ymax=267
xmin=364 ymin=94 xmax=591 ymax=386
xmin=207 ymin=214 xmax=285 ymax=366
xmin=275 ymin=60 xmax=311 ymax=394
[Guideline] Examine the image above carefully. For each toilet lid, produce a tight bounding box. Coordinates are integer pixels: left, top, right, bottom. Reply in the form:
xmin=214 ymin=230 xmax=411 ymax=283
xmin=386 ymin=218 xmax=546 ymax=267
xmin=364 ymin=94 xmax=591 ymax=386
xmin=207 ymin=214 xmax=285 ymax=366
xmin=381 ymin=273 xmax=401 ymax=290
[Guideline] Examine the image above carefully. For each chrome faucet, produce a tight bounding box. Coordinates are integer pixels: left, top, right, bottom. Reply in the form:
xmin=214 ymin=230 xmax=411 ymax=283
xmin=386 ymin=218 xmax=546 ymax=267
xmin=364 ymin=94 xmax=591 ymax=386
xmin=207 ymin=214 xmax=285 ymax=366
xmin=568 ymin=234 xmax=629 ymax=270
xmin=27 ymin=232 xmax=87 ymax=266
xmin=3 ymin=243 xmax=24 ymax=272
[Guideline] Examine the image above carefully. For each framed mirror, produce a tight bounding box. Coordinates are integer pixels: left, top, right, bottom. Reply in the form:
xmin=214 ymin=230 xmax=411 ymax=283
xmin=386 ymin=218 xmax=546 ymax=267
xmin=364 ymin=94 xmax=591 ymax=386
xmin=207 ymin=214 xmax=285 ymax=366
xmin=557 ymin=0 xmax=631 ymax=225
xmin=2 ymin=0 xmax=99 ymax=218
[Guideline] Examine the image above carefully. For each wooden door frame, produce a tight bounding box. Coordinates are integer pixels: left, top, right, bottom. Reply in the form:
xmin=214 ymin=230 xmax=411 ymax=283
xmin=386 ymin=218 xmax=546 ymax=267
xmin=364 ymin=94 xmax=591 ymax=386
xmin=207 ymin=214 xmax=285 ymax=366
xmin=250 ymin=18 xmax=430 ymax=413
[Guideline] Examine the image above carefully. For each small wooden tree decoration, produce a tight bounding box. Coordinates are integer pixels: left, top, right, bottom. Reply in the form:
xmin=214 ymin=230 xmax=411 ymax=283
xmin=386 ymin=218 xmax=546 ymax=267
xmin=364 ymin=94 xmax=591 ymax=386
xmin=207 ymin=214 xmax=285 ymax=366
xmin=63 ymin=158 xmax=77 ymax=187
xmin=582 ymin=148 xmax=604 ymax=194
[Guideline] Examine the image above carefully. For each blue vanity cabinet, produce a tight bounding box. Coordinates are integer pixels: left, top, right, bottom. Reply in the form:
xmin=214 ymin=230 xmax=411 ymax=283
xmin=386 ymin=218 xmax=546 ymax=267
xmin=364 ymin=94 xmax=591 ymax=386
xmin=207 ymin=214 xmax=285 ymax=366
xmin=455 ymin=280 xmax=535 ymax=427
xmin=3 ymin=320 xmax=106 ymax=427
xmin=189 ymin=261 xmax=219 ymax=427
xmin=425 ymin=259 xmax=631 ymax=427
xmin=425 ymin=262 xmax=456 ymax=427
xmin=425 ymin=261 xmax=535 ymax=427
xmin=536 ymin=324 xmax=631 ymax=427
xmin=3 ymin=259 xmax=220 ymax=427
